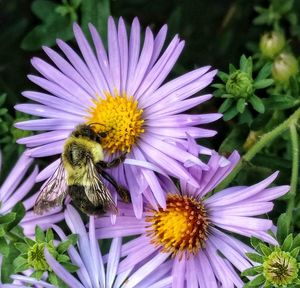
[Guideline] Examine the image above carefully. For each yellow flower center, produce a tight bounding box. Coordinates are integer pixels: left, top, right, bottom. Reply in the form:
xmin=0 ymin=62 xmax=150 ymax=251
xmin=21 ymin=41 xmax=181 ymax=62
xmin=87 ymin=91 xmax=144 ymax=154
xmin=146 ymin=194 xmax=209 ymax=258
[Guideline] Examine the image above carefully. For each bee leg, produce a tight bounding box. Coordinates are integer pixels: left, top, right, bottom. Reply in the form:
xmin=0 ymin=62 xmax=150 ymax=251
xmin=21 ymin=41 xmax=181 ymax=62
xmin=99 ymin=169 xmax=131 ymax=203
xmin=97 ymin=152 xmax=127 ymax=169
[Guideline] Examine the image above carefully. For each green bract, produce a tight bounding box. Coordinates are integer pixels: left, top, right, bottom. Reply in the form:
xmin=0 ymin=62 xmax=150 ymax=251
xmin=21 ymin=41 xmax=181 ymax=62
xmin=242 ymin=233 xmax=300 ymax=287
xmin=213 ymin=55 xmax=274 ymax=122
xmin=13 ymin=226 xmax=78 ymax=288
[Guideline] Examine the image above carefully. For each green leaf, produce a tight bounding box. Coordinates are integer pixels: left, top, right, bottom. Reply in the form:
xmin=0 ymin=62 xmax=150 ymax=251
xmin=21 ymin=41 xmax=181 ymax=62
xmin=236 ymin=98 xmax=246 ymax=113
xmin=71 ymin=0 xmax=82 ymax=8
xmin=290 ymin=247 xmax=300 ymax=258
xmin=31 ymin=0 xmax=58 ymax=21
xmin=35 ymin=226 xmax=45 ymax=242
xmin=241 ymin=266 xmax=260 ymax=276
xmin=81 ymin=0 xmax=110 ymax=40
xmin=277 ymin=213 xmax=290 ymax=244
xmin=46 ymin=228 xmax=54 ymax=242
xmin=31 ymin=270 xmax=44 ymax=280
xmin=281 ymin=234 xmax=293 ymax=252
xmin=57 ymin=254 xmax=70 ymax=263
xmin=223 ymin=106 xmax=239 ymax=121
xmin=49 ymin=272 xmax=68 ymax=288
xmin=61 ymin=262 xmax=78 ymax=272
xmin=0 ymin=212 xmax=16 ymax=225
xmin=14 ymin=243 xmax=29 ymax=254
xmin=292 ymin=233 xmax=300 ymax=249
xmin=57 ymin=234 xmax=78 ymax=254
xmin=0 ymin=226 xmax=6 ymax=237
xmin=253 ymin=79 xmax=274 ymax=89
xmin=245 ymin=252 xmax=264 ymax=263
xmin=249 ymin=95 xmax=265 ymax=113
xmin=5 ymin=202 xmax=25 ymax=232
xmin=218 ymin=71 xmax=229 ymax=82
xmin=259 ymin=243 xmax=272 ymax=256
xmin=255 ymin=62 xmax=272 ymax=81
xmin=14 ymin=263 xmax=30 ymax=273
xmin=24 ymin=237 xmax=35 ymax=247
xmin=219 ymin=98 xmax=234 ymax=113
xmin=0 ymin=237 xmax=9 ymax=257
xmin=229 ymin=63 xmax=236 ymax=74
xmin=246 ymin=274 xmax=265 ymax=286
xmin=240 ymin=55 xmax=248 ymax=72
xmin=13 ymin=256 xmax=27 ymax=269
xmin=251 ymin=237 xmax=263 ymax=251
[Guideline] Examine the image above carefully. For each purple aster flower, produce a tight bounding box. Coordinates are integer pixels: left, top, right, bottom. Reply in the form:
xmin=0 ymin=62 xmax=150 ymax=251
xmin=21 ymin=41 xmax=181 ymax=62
xmin=21 ymin=204 xmax=172 ymax=288
xmin=15 ymin=16 xmax=220 ymax=217
xmin=0 ymin=150 xmax=64 ymax=236
xmin=94 ymin=137 xmax=290 ymax=287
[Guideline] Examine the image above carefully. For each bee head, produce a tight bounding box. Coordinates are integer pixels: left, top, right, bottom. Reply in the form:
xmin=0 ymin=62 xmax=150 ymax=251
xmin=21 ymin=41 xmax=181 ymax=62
xmin=72 ymin=123 xmax=110 ymax=143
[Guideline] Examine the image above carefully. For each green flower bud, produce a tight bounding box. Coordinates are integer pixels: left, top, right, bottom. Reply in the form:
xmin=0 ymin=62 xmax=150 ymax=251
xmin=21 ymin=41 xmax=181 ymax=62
xmin=27 ymin=243 xmax=50 ymax=271
xmin=263 ymin=250 xmax=298 ymax=287
xmin=272 ymin=52 xmax=299 ymax=83
xmin=226 ymin=70 xmax=253 ymax=98
xmin=260 ymin=31 xmax=286 ymax=59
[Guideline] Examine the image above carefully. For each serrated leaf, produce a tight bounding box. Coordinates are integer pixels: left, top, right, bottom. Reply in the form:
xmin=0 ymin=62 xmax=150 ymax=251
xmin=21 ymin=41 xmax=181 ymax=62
xmin=218 ymin=98 xmax=233 ymax=113
xmin=246 ymin=252 xmax=264 ymax=263
xmin=249 ymin=95 xmax=265 ymax=113
xmin=282 ymin=234 xmax=293 ymax=252
xmin=253 ymin=79 xmax=274 ymax=89
xmin=236 ymin=98 xmax=246 ymax=113
xmin=277 ymin=213 xmax=290 ymax=244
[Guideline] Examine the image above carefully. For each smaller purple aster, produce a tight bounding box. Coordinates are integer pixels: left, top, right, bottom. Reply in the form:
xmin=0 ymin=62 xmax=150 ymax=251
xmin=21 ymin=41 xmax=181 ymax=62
xmin=94 ymin=136 xmax=290 ymax=287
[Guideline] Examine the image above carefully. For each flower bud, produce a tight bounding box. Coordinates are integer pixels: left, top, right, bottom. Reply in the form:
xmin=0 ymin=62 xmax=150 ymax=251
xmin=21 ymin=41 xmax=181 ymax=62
xmin=272 ymin=52 xmax=299 ymax=83
xmin=260 ymin=31 xmax=285 ymax=59
xmin=226 ymin=71 xmax=253 ymax=98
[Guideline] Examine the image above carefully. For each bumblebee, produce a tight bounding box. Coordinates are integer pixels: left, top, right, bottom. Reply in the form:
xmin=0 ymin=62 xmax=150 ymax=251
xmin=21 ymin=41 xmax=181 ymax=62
xmin=34 ymin=123 xmax=130 ymax=215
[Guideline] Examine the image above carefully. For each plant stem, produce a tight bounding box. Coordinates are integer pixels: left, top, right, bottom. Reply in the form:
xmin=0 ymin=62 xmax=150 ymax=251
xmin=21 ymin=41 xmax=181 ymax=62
xmin=216 ymin=106 xmax=300 ymax=191
xmin=287 ymin=124 xmax=298 ymax=223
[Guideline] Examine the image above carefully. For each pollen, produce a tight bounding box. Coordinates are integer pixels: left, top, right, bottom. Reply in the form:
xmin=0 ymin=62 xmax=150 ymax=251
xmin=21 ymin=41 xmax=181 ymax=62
xmin=87 ymin=91 xmax=144 ymax=154
xmin=146 ymin=194 xmax=209 ymax=258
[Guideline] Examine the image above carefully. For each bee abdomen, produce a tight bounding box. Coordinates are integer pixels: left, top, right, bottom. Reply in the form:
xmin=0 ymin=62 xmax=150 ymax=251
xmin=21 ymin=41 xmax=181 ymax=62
xmin=68 ymin=185 xmax=105 ymax=215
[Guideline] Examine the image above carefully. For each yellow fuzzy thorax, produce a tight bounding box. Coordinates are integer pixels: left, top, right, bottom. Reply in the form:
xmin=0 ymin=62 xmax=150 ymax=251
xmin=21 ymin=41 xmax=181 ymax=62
xmin=62 ymin=136 xmax=104 ymax=186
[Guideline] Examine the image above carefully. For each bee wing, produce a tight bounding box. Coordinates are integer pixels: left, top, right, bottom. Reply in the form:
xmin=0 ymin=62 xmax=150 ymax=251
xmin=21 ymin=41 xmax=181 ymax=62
xmin=34 ymin=159 xmax=68 ymax=215
xmin=86 ymin=158 xmax=118 ymax=214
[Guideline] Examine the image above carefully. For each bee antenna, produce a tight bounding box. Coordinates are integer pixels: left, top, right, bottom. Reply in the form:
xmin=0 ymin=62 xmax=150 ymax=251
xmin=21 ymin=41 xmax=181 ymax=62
xmin=87 ymin=122 xmax=106 ymax=128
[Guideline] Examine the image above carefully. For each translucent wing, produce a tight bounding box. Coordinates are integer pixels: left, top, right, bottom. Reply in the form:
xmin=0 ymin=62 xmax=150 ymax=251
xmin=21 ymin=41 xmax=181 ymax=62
xmin=85 ymin=158 xmax=118 ymax=214
xmin=34 ymin=159 xmax=68 ymax=215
